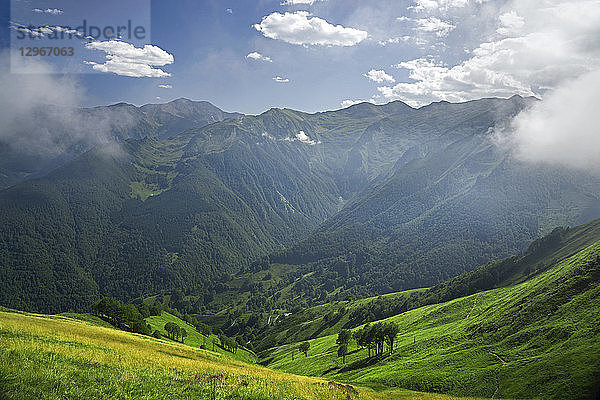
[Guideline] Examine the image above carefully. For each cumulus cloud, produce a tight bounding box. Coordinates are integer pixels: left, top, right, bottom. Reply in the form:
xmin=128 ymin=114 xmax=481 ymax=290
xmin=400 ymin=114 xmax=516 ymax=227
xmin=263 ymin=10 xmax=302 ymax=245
xmin=396 ymin=16 xmax=455 ymax=38
xmin=253 ymin=11 xmax=368 ymax=46
xmin=33 ymin=8 xmax=63 ymax=15
xmin=496 ymin=11 xmax=525 ymax=36
xmin=85 ymin=40 xmax=174 ymax=78
xmin=364 ymin=69 xmax=395 ymax=83
xmin=341 ymin=99 xmax=376 ymax=108
xmin=409 ymin=0 xmax=488 ymax=12
xmin=285 ymin=130 xmax=320 ymax=145
xmin=246 ymin=51 xmax=273 ymax=62
xmin=414 ymin=17 xmax=456 ymax=37
xmin=378 ymin=0 xmax=600 ymax=107
xmin=273 ymin=76 xmax=290 ymax=83
xmin=158 ymin=84 xmax=172 ymax=88
xmin=495 ymin=69 xmax=600 ymax=170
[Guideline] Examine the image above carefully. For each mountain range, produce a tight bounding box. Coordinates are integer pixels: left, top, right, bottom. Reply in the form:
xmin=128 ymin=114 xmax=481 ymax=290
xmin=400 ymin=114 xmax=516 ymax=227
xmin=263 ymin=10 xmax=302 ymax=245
xmin=2 ymin=96 xmax=600 ymax=316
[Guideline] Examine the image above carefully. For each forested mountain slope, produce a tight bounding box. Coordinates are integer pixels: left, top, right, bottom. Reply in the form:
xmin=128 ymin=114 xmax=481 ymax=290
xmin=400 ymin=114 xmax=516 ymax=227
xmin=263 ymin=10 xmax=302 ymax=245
xmin=0 ymin=98 xmax=241 ymax=189
xmin=260 ymin=102 xmax=600 ymax=299
xmin=3 ymin=96 xmax=600 ymax=318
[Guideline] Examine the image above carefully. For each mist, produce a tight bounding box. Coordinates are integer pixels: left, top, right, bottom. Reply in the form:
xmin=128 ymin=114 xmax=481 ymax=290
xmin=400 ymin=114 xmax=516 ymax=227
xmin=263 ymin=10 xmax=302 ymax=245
xmin=0 ymin=51 xmax=136 ymax=185
xmin=496 ymin=69 xmax=600 ymax=171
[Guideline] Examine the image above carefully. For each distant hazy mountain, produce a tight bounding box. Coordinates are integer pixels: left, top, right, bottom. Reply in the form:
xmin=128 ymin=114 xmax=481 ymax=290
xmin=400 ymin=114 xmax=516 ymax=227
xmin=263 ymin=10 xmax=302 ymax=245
xmin=2 ymin=96 xmax=600 ymax=314
xmin=0 ymin=98 xmax=241 ymax=189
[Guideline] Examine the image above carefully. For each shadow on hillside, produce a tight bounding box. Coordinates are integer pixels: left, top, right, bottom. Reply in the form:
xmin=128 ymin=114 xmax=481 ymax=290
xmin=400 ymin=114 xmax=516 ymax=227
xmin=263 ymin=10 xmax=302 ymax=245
xmin=258 ymin=357 xmax=273 ymax=366
xmin=338 ymin=355 xmax=385 ymax=373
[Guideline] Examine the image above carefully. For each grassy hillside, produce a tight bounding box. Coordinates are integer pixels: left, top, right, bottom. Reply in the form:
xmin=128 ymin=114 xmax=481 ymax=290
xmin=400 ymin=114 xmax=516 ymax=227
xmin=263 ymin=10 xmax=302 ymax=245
xmin=146 ymin=311 xmax=257 ymax=364
xmin=0 ymin=309 xmax=480 ymax=400
xmin=197 ymin=218 xmax=600 ymax=352
xmin=261 ymin=240 xmax=600 ymax=399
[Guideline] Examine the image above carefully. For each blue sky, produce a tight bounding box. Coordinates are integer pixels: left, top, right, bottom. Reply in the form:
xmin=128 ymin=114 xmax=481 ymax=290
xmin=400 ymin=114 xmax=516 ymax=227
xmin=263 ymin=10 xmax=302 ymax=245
xmin=3 ymin=0 xmax=600 ymax=115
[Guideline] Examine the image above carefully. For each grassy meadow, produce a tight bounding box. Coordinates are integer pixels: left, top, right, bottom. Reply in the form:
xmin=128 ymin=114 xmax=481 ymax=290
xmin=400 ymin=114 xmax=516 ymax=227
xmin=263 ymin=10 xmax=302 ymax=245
xmin=146 ymin=311 xmax=257 ymax=364
xmin=261 ymin=241 xmax=600 ymax=400
xmin=0 ymin=309 xmax=483 ymax=400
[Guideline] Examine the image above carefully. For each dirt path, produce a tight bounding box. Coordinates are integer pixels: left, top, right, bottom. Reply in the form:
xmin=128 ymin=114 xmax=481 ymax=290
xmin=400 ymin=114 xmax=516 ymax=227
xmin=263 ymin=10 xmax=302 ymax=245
xmin=489 ymin=351 xmax=508 ymax=365
xmin=465 ymin=295 xmax=478 ymax=319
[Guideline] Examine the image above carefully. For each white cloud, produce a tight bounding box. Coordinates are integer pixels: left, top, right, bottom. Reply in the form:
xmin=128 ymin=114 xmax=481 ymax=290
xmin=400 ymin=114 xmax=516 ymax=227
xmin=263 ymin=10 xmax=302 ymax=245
xmin=378 ymin=0 xmax=600 ymax=107
xmin=273 ymin=76 xmax=290 ymax=83
xmin=158 ymin=84 xmax=172 ymax=88
xmin=396 ymin=16 xmax=456 ymax=38
xmin=33 ymin=8 xmax=63 ymax=15
xmin=280 ymin=0 xmax=319 ymax=4
xmin=363 ymin=69 xmax=395 ymax=83
xmin=377 ymin=36 xmax=412 ymax=46
xmin=414 ymin=17 xmax=456 ymax=37
xmin=85 ymin=40 xmax=174 ymax=78
xmin=496 ymin=11 xmax=525 ymax=36
xmin=409 ymin=0 xmax=488 ymax=12
xmin=253 ymin=11 xmax=368 ymax=46
xmin=285 ymin=130 xmax=320 ymax=145
xmin=246 ymin=51 xmax=273 ymax=62
xmin=341 ymin=99 xmax=376 ymax=108
xmin=496 ymin=69 xmax=600 ymax=170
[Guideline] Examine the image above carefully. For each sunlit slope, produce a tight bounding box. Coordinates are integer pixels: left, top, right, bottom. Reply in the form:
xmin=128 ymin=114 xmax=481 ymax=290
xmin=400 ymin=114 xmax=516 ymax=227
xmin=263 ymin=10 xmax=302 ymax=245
xmin=262 ymin=241 xmax=600 ymax=400
xmin=0 ymin=309 xmax=482 ymax=400
xmin=146 ymin=311 xmax=257 ymax=364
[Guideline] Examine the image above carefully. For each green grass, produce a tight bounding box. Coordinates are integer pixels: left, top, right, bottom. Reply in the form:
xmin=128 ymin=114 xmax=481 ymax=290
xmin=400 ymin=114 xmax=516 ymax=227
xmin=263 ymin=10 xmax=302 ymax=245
xmin=253 ymin=288 xmax=428 ymax=351
xmin=57 ymin=312 xmax=116 ymax=329
xmin=0 ymin=309 xmax=480 ymax=400
xmin=261 ymin=241 xmax=600 ymax=400
xmin=146 ymin=312 xmax=257 ymax=364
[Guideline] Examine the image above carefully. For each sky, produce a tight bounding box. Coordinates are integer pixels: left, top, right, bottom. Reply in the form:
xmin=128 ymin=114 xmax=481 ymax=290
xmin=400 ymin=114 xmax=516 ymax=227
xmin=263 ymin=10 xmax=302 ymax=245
xmin=2 ymin=0 xmax=600 ymax=116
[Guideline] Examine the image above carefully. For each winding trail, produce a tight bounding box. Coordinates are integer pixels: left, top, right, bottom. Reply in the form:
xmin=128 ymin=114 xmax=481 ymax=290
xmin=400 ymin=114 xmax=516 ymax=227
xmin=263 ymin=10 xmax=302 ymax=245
xmin=489 ymin=351 xmax=508 ymax=365
xmin=465 ymin=295 xmax=479 ymax=319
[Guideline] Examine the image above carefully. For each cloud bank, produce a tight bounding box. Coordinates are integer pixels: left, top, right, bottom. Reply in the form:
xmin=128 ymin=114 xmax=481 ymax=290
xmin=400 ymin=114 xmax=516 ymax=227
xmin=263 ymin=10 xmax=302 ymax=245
xmin=378 ymin=0 xmax=600 ymax=107
xmin=497 ymin=70 xmax=600 ymax=170
xmin=0 ymin=52 xmax=131 ymax=163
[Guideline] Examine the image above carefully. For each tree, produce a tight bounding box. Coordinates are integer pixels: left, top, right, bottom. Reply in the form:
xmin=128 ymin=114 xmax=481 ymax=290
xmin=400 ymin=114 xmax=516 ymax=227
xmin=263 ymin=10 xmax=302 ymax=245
xmin=180 ymin=327 xmax=188 ymax=343
xmin=164 ymin=322 xmax=180 ymax=341
xmin=195 ymin=322 xmax=212 ymax=337
xmin=299 ymin=341 xmax=310 ymax=357
xmin=338 ymin=343 xmax=348 ymax=364
xmin=383 ymin=322 xmax=399 ymax=354
xmin=337 ymin=329 xmax=352 ymax=346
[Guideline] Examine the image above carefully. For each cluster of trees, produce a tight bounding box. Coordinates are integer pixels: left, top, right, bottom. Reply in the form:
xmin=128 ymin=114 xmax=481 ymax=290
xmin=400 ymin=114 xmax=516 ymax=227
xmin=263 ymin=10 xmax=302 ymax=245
xmin=353 ymin=322 xmax=399 ymax=358
xmin=164 ymin=322 xmax=188 ymax=342
xmin=218 ymin=334 xmax=239 ymax=353
xmin=92 ymin=297 xmax=154 ymax=335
